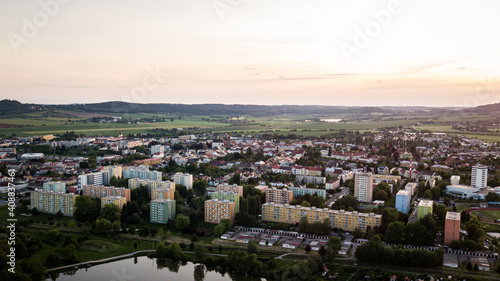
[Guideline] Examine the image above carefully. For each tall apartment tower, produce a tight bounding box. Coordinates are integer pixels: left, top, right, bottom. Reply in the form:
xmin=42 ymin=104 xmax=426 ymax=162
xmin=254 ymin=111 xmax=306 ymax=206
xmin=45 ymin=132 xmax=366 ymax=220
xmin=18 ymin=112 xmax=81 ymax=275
xmin=471 ymin=165 xmax=488 ymax=188
xmin=354 ymin=172 xmax=373 ymax=202
xmin=173 ymin=172 xmax=193 ymax=189
xmin=444 ymin=212 xmax=461 ymax=244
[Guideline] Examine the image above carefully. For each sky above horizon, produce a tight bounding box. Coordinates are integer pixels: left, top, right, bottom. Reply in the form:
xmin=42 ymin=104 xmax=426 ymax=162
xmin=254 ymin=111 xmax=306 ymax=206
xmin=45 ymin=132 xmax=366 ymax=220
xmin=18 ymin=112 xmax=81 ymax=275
xmin=1 ymin=0 xmax=499 ymax=107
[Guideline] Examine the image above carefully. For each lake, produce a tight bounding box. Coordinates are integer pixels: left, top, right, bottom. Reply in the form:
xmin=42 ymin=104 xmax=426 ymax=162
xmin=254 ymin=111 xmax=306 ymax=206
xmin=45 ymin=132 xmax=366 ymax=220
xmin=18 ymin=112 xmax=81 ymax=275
xmin=48 ymin=256 xmax=265 ymax=281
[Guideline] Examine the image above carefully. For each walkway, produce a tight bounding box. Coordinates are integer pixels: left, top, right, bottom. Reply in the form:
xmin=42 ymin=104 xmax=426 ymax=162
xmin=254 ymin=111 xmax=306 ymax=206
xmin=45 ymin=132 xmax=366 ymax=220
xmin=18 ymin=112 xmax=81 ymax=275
xmin=47 ymin=250 xmax=155 ymax=272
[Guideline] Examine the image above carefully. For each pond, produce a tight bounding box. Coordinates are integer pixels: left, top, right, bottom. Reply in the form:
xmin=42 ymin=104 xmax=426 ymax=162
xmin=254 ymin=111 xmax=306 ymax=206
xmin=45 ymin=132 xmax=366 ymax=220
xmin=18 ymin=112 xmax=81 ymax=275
xmin=48 ymin=256 xmax=265 ymax=281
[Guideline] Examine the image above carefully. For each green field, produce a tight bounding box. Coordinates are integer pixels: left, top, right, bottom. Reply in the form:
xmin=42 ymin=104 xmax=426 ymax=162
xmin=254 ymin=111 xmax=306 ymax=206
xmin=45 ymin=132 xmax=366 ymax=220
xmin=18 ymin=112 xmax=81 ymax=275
xmin=471 ymin=210 xmax=500 ymax=221
xmin=1 ymin=110 xmax=500 ymax=142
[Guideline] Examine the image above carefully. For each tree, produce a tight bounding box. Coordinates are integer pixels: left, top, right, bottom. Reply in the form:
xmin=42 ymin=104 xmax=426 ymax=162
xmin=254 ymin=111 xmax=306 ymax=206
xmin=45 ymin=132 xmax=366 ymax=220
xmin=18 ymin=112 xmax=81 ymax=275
xmin=194 ymin=264 xmax=206 ymax=281
xmin=486 ymin=192 xmax=500 ymax=202
xmin=62 ymin=235 xmax=79 ymax=249
xmin=298 ymin=216 xmax=309 ymax=233
xmin=20 ymin=259 xmax=46 ymax=281
xmin=46 ymin=253 xmax=60 ymax=266
xmin=385 ymin=221 xmax=406 ymax=244
xmin=100 ymin=204 xmax=120 ymax=222
xmin=305 ymin=244 xmax=311 ymax=252
xmin=214 ymin=223 xmax=225 ymax=237
xmin=74 ymin=196 xmax=100 ymax=222
xmin=174 ymin=214 xmax=190 ymax=231
xmin=193 ymin=242 xmax=206 ymax=258
xmin=95 ymin=218 xmax=114 ymax=235
xmin=60 ymin=244 xmax=78 ymax=264
xmin=247 ymin=242 xmax=259 ymax=255
xmin=327 ymin=236 xmax=341 ymax=252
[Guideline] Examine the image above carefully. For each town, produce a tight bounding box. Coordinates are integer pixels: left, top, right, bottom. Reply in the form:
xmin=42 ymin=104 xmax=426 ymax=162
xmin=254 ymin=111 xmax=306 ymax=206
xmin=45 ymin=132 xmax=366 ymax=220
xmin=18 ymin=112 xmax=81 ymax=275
xmin=1 ymin=128 xmax=500 ymax=280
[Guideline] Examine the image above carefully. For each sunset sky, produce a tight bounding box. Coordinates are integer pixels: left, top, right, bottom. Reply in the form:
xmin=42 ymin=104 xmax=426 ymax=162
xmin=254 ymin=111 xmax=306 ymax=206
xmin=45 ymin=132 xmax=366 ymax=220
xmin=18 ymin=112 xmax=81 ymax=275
xmin=1 ymin=0 xmax=499 ymax=106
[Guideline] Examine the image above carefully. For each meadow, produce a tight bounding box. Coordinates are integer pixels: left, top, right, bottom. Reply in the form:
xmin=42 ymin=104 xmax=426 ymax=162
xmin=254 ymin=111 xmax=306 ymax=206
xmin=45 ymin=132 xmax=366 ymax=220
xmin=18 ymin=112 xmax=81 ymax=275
xmin=1 ymin=110 xmax=500 ymax=142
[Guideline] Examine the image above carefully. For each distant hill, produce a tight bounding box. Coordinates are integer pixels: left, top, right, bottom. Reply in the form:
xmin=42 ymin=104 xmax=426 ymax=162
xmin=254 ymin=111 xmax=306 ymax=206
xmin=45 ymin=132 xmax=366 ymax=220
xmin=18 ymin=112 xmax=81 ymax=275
xmin=33 ymin=101 xmax=405 ymax=116
xmin=0 ymin=99 xmax=35 ymax=116
xmin=460 ymin=102 xmax=500 ymax=115
xmin=1 ymin=99 xmax=498 ymax=117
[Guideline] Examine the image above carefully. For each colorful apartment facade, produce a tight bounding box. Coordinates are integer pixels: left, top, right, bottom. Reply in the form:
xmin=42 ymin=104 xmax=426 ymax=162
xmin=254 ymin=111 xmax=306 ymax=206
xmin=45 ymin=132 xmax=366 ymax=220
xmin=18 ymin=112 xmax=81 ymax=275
xmin=216 ymin=184 xmax=244 ymax=197
xmin=82 ymin=185 xmax=131 ymax=202
xmin=150 ymin=199 xmax=176 ymax=224
xmin=30 ymin=190 xmax=78 ymax=216
xmin=265 ymin=188 xmax=294 ymax=204
xmin=444 ymin=211 xmax=461 ymax=244
xmin=261 ymin=203 xmax=381 ymax=232
xmin=204 ymin=199 xmax=236 ymax=224
xmin=101 ymin=196 xmax=127 ymax=209
xmin=211 ymin=191 xmax=240 ymax=213
xmin=151 ymin=187 xmax=175 ymax=200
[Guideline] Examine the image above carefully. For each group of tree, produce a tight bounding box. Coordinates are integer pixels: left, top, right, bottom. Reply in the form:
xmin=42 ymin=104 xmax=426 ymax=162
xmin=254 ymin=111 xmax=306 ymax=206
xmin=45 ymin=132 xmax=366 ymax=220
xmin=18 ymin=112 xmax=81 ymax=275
xmin=298 ymin=217 xmax=331 ymax=235
xmin=383 ymin=215 xmax=436 ymax=246
xmin=291 ymin=193 xmax=325 ymax=208
xmin=373 ymin=182 xmax=392 ymax=201
xmin=281 ymin=236 xmax=341 ymax=280
xmin=450 ymin=217 xmax=486 ymax=251
xmin=332 ymin=194 xmax=357 ymax=211
xmin=355 ymin=235 xmax=443 ymax=268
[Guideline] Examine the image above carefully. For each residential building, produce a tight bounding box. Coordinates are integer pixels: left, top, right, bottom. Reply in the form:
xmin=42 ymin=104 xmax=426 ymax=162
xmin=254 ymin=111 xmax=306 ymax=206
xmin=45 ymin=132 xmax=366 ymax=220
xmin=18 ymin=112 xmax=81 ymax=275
xmin=128 ymin=178 xmax=175 ymax=193
xmin=204 ymin=199 xmax=236 ymax=224
xmin=296 ymin=175 xmax=326 ymax=185
xmin=450 ymin=175 xmax=460 ymax=186
xmin=123 ymin=166 xmax=162 ymax=181
xmin=289 ymin=186 xmax=327 ymax=199
xmin=377 ymin=166 xmax=389 ymax=175
xmin=261 ymin=203 xmax=382 ymax=232
xmin=265 ymin=188 xmax=294 ymax=205
xmin=354 ymin=172 xmax=373 ymax=202
xmin=325 ymin=178 xmax=341 ymax=190
xmin=417 ymin=200 xmax=433 ymax=220
xmin=372 ymin=174 xmax=401 ymax=186
xmin=103 ymin=165 xmax=123 ymax=179
xmin=101 ymin=196 xmax=127 ymax=209
xmin=211 ymin=191 xmax=240 ymax=213
xmin=471 ymin=165 xmax=488 ymax=188
xmin=30 ymin=190 xmax=77 ymax=216
xmin=173 ymin=172 xmax=193 ymax=189
xmin=83 ymin=185 xmax=131 ymax=202
xmin=78 ymin=171 xmax=109 ymax=188
xmin=42 ymin=181 xmax=66 ymax=193
xmin=404 ymin=182 xmax=417 ymax=196
xmin=150 ymin=199 xmax=176 ymax=224
xmin=216 ymin=184 xmax=244 ymax=197
xmin=444 ymin=211 xmax=461 ymax=244
xmin=395 ymin=190 xmax=411 ymax=214
xmin=151 ymin=187 xmax=175 ymax=200
xmin=151 ymin=144 xmax=165 ymax=155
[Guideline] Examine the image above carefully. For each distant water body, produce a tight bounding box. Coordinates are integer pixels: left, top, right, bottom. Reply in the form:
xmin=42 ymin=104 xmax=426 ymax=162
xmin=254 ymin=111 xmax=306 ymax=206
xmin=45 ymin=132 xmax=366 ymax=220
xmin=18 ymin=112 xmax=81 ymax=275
xmin=320 ymin=119 xmax=342 ymax=123
xmin=49 ymin=256 xmax=264 ymax=281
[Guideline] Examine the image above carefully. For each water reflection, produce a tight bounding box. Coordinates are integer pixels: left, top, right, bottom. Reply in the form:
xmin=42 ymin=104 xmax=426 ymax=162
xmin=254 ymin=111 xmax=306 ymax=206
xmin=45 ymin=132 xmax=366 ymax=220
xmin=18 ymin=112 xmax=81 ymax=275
xmin=50 ymin=256 xmax=265 ymax=281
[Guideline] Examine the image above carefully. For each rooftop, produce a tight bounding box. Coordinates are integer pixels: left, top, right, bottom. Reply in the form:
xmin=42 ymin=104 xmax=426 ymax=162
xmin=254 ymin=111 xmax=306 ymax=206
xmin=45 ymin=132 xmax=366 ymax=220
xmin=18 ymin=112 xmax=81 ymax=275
xmin=446 ymin=211 xmax=461 ymax=220
xmin=418 ymin=200 xmax=433 ymax=207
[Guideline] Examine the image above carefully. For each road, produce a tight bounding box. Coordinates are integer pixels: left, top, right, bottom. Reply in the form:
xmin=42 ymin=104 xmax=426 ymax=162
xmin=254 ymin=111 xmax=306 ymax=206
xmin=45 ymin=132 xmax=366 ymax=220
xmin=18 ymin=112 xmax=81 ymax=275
xmin=326 ymin=187 xmax=350 ymax=207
